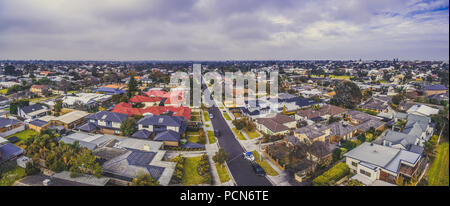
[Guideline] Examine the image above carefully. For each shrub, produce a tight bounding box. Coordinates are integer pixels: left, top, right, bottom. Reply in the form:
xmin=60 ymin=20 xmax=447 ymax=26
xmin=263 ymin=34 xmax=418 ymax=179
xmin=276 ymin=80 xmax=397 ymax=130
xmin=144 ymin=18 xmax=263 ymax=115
xmin=25 ymin=162 xmax=40 ymax=176
xmin=312 ymin=162 xmax=350 ymax=186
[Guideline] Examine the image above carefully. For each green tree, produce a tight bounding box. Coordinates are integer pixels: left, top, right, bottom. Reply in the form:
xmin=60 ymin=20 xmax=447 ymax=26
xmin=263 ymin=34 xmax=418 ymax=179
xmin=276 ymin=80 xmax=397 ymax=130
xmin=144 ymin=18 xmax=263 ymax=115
xmin=9 ymin=100 xmax=29 ymax=115
xmin=330 ymin=81 xmax=362 ymax=109
xmin=54 ymin=99 xmax=63 ymax=113
xmin=212 ymin=148 xmax=229 ymax=165
xmin=131 ymin=172 xmax=159 ymax=186
xmin=392 ymin=94 xmax=405 ymax=105
xmin=120 ymin=117 xmax=137 ymax=136
xmin=127 ymin=74 xmax=138 ymax=98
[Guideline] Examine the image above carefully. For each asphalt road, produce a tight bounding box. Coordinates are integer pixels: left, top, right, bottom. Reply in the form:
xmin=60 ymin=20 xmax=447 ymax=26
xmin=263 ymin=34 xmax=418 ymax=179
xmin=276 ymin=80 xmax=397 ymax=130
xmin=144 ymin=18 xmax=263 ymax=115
xmin=205 ymin=88 xmax=272 ymax=186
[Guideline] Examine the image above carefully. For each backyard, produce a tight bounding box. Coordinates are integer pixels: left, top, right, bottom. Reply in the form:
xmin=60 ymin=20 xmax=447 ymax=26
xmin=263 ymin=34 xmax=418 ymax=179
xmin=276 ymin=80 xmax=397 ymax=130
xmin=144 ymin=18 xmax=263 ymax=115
xmin=252 ymin=151 xmax=279 ymax=176
xmin=0 ymin=166 xmax=26 ymax=186
xmin=182 ymin=156 xmax=211 ymax=185
xmin=427 ymin=142 xmax=449 ymax=186
xmin=7 ymin=129 xmax=38 ymax=147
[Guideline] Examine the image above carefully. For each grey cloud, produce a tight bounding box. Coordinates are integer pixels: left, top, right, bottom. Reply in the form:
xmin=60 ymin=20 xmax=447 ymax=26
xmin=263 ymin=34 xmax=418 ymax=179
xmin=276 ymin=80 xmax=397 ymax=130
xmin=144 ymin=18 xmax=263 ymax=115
xmin=0 ymin=0 xmax=448 ymax=60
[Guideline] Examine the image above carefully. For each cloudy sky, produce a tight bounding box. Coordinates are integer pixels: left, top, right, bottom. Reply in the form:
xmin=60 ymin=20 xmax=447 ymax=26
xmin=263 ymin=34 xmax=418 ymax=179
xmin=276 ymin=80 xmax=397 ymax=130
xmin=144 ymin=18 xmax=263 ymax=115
xmin=0 ymin=0 xmax=448 ymax=61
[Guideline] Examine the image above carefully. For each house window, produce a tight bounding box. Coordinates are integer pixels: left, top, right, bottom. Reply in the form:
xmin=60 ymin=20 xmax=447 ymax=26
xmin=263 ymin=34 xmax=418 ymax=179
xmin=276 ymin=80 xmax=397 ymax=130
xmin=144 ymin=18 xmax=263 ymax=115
xmin=352 ymin=161 xmax=358 ymax=167
xmin=360 ymin=169 xmax=371 ymax=177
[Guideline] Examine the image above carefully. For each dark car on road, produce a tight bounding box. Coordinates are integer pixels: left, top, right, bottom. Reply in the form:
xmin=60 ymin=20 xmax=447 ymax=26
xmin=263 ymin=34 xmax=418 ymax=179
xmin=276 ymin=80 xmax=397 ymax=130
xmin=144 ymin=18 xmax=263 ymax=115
xmin=214 ymin=129 xmax=220 ymax=137
xmin=251 ymin=162 xmax=266 ymax=176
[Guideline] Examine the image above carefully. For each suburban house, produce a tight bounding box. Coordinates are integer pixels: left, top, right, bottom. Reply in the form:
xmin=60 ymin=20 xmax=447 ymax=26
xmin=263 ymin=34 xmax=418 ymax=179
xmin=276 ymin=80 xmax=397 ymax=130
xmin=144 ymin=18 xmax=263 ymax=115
xmin=0 ymin=141 xmax=24 ymax=162
xmin=294 ymin=124 xmax=331 ymax=143
xmin=30 ymin=85 xmax=49 ymax=96
xmin=383 ymin=114 xmax=434 ymax=154
xmin=406 ymin=104 xmax=439 ymax=117
xmin=344 ymin=142 xmax=426 ymax=185
xmin=0 ymin=117 xmax=22 ymax=134
xmin=28 ymin=119 xmax=50 ymax=132
xmin=112 ymin=102 xmax=191 ymax=120
xmin=37 ymin=110 xmax=89 ymax=130
xmin=295 ymin=104 xmax=347 ymax=123
xmin=61 ymin=93 xmax=112 ymax=110
xmin=94 ymin=138 xmax=175 ymax=186
xmin=294 ymin=121 xmax=359 ymax=144
xmin=17 ymin=104 xmax=49 ymax=120
xmin=427 ymin=91 xmax=449 ymax=102
xmin=255 ymin=114 xmax=296 ymax=135
xmin=344 ymin=110 xmax=386 ymax=133
xmin=60 ymin=132 xmax=116 ymax=150
xmin=423 ymin=84 xmax=447 ymax=96
xmin=93 ymin=87 xmax=126 ymax=95
xmin=77 ymin=111 xmax=128 ymax=135
xmin=136 ymin=115 xmax=186 ymax=134
xmin=152 ymin=130 xmax=181 ymax=147
xmin=359 ymin=98 xmax=389 ymax=113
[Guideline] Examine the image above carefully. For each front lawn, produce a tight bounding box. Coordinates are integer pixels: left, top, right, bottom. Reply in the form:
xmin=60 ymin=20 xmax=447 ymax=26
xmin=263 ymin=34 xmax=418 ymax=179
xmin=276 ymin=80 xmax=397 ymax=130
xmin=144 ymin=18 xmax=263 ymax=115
xmin=190 ymin=115 xmax=200 ymax=121
xmin=203 ymin=111 xmax=210 ymax=121
xmin=182 ymin=157 xmax=211 ymax=185
xmin=0 ymin=89 xmax=7 ymax=94
xmin=245 ymin=130 xmax=260 ymax=139
xmin=0 ymin=166 xmax=26 ymax=186
xmin=232 ymin=128 xmax=246 ymax=140
xmin=427 ymin=142 xmax=449 ymax=186
xmin=223 ymin=113 xmax=231 ymax=120
xmin=7 ymin=129 xmax=38 ymax=146
xmin=216 ymin=164 xmax=231 ymax=183
xmin=187 ymin=135 xmax=200 ymax=143
xmin=207 ymin=131 xmax=216 ymax=144
xmin=251 ymin=151 xmax=279 ymax=176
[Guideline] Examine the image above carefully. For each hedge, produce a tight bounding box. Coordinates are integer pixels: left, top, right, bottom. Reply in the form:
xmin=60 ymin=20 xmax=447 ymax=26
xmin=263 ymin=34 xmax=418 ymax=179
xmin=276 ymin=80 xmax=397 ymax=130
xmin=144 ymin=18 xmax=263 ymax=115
xmin=312 ymin=162 xmax=350 ymax=186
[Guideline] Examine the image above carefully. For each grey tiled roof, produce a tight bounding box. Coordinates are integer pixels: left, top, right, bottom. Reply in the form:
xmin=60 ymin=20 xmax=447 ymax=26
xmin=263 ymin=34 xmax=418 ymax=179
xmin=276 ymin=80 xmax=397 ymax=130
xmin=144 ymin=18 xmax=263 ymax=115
xmin=153 ymin=130 xmax=180 ymax=142
xmin=131 ymin=130 xmax=153 ymax=139
xmin=20 ymin=104 xmax=47 ymax=114
xmin=87 ymin=111 xmax=128 ymax=123
xmin=102 ymin=150 xmax=165 ymax=181
xmin=0 ymin=117 xmax=20 ymax=128
xmin=137 ymin=115 xmax=184 ymax=127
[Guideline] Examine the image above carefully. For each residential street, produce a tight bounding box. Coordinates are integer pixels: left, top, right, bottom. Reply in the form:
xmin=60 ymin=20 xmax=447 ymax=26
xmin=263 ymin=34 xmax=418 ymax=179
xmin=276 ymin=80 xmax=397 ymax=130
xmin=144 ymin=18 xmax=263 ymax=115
xmin=203 ymin=86 xmax=272 ymax=186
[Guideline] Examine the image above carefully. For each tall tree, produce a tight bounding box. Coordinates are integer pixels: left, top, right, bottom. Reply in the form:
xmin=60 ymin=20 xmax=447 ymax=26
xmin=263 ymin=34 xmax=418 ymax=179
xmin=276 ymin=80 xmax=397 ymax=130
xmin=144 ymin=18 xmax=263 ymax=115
xmin=127 ymin=74 xmax=138 ymax=98
xmin=330 ymin=81 xmax=362 ymax=109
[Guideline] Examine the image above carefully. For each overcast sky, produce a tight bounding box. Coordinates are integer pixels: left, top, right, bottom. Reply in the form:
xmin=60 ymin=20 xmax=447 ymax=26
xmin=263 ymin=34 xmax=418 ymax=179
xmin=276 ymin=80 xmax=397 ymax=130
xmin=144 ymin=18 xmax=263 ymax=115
xmin=0 ymin=0 xmax=448 ymax=61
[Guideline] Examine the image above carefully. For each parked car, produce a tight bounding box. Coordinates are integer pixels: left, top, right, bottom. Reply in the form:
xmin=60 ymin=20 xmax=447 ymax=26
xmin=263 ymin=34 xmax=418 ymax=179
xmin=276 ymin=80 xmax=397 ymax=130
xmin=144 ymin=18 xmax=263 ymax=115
xmin=243 ymin=152 xmax=255 ymax=161
xmin=251 ymin=162 xmax=266 ymax=176
xmin=214 ymin=129 xmax=220 ymax=137
xmin=209 ymin=113 xmax=214 ymax=119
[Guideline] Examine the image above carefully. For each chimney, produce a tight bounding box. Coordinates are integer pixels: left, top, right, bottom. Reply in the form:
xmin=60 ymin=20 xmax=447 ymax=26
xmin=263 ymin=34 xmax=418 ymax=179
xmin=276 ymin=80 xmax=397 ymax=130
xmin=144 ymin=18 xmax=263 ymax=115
xmin=143 ymin=144 xmax=150 ymax=151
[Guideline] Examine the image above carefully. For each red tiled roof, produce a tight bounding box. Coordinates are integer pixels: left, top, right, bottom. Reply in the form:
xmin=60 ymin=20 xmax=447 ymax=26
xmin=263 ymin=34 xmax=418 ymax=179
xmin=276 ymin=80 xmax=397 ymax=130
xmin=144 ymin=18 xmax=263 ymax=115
xmin=129 ymin=95 xmax=162 ymax=103
xmin=111 ymin=102 xmax=191 ymax=120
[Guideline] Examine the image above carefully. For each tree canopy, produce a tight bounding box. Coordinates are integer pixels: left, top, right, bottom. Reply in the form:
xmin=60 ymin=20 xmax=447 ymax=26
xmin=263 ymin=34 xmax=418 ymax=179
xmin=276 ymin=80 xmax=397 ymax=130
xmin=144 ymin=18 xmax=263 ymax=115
xmin=330 ymin=81 xmax=362 ymax=109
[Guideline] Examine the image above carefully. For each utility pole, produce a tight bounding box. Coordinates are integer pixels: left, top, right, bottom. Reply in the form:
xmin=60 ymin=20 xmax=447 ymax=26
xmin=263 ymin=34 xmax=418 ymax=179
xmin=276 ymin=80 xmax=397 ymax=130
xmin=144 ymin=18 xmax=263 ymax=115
xmin=259 ymin=137 xmax=262 ymax=162
xmin=437 ymin=122 xmax=445 ymax=144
